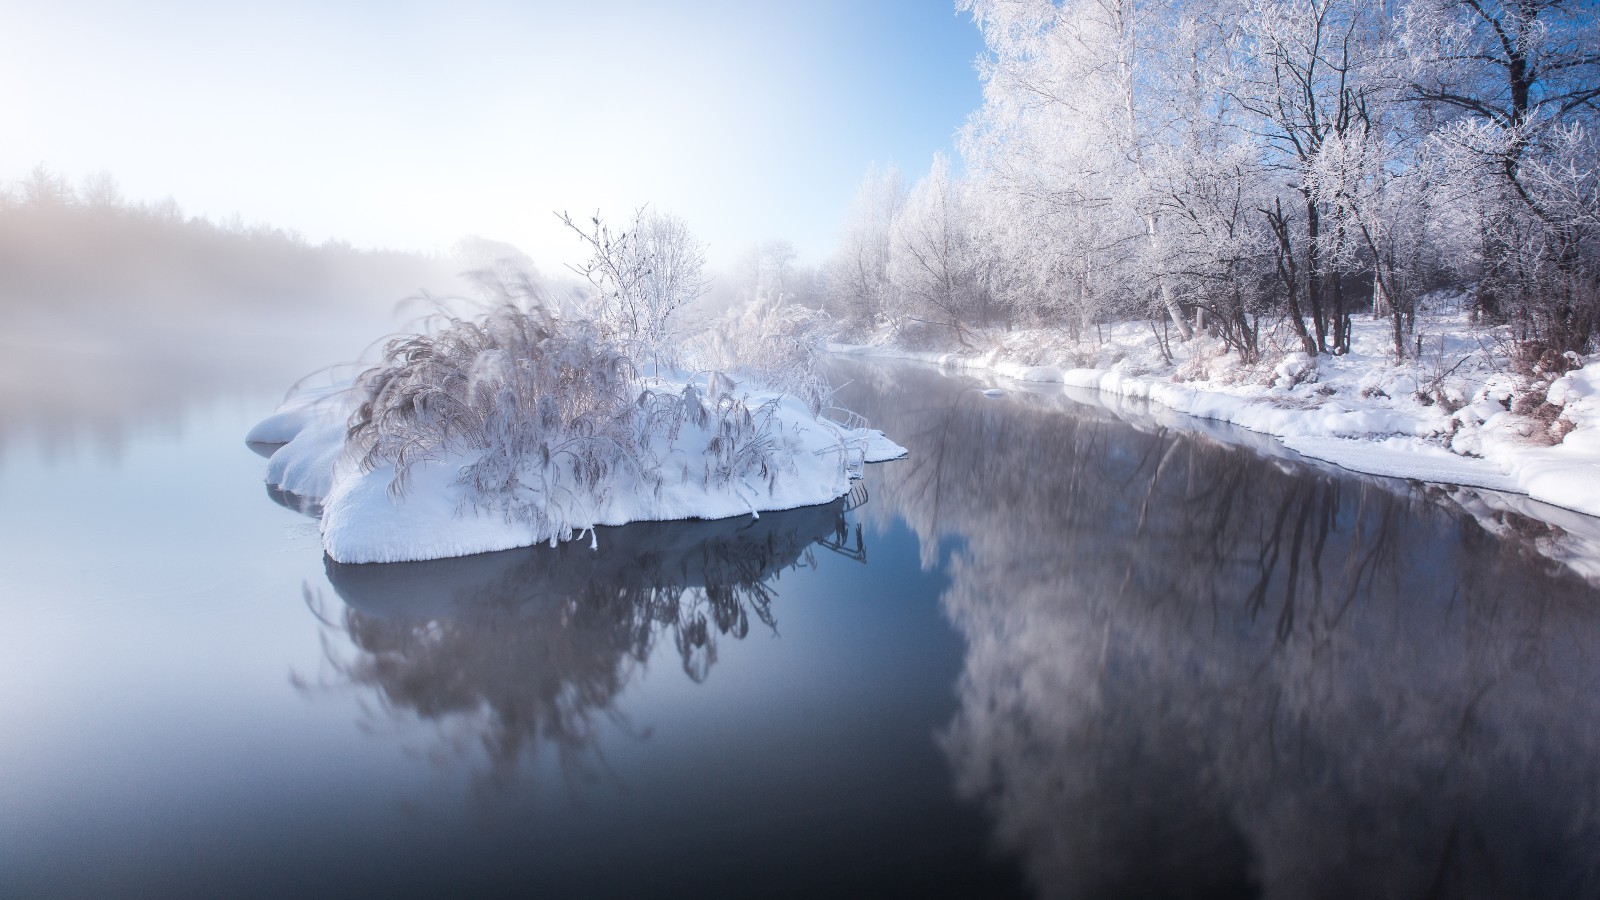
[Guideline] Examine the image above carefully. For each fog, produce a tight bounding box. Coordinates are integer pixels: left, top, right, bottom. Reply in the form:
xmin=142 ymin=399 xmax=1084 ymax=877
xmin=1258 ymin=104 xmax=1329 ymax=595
xmin=0 ymin=156 xmax=880 ymax=463
xmin=0 ymin=172 xmax=485 ymax=458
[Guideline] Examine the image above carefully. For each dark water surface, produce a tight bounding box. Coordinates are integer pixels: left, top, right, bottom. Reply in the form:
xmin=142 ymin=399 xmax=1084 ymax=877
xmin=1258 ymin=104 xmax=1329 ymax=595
xmin=5 ymin=346 xmax=1600 ymax=899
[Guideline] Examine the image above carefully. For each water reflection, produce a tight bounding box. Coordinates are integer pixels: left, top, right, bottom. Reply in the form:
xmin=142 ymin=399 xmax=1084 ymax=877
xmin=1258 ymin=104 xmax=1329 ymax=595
xmin=834 ymin=360 xmax=1600 ymax=899
xmin=303 ymin=497 xmax=865 ymax=787
xmin=0 ymin=308 xmax=393 ymax=464
xmin=266 ymin=482 xmax=322 ymax=517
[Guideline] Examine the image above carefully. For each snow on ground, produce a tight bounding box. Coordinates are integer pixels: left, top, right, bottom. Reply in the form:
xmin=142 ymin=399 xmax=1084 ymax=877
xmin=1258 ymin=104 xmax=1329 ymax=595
xmin=246 ymin=377 xmax=353 ymax=502
xmin=834 ymin=298 xmax=1600 ymax=521
xmin=253 ymin=374 xmax=904 ymax=564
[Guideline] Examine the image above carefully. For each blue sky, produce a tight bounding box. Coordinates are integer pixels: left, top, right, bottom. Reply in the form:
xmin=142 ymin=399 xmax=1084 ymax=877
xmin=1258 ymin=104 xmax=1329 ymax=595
xmin=0 ymin=0 xmax=984 ymax=267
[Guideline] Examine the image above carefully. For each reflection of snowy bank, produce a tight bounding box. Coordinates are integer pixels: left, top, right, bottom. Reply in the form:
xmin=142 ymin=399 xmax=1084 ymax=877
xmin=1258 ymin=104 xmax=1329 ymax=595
xmin=840 ymin=357 xmax=1600 ymax=586
xmin=834 ymin=306 xmax=1600 ymax=520
xmin=301 ymin=500 xmax=858 ymax=785
xmin=250 ymin=305 xmax=902 ymax=563
xmin=832 ymin=361 xmax=1600 ymax=897
xmin=1045 ymin=372 xmax=1600 ymax=585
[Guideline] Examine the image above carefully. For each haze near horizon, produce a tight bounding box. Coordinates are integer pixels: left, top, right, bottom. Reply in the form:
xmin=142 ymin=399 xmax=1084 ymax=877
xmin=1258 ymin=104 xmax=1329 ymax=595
xmin=0 ymin=0 xmax=982 ymax=267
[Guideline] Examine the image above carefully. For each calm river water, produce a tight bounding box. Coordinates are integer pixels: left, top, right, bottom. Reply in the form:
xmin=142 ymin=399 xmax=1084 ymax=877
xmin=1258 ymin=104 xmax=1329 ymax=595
xmin=4 ymin=333 xmax=1600 ymax=898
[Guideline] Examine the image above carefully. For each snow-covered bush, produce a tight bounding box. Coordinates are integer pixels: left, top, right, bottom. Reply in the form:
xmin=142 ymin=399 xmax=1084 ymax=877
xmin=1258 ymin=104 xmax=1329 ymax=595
xmin=331 ymin=294 xmax=878 ymax=552
xmin=695 ymin=294 xmax=834 ymax=417
xmin=346 ymin=302 xmax=646 ymax=541
xmin=637 ymin=371 xmax=791 ymax=494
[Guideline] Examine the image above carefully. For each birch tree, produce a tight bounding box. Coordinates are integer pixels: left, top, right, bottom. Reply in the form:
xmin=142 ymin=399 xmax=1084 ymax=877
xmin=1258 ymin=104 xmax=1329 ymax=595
xmin=823 ymin=164 xmax=905 ymax=329
xmin=887 ymin=154 xmax=986 ymax=343
xmin=961 ymin=0 xmax=1200 ymax=340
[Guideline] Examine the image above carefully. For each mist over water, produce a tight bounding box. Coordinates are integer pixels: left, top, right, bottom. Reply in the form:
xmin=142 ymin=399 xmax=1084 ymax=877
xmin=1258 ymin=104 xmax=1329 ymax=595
xmin=0 ymin=187 xmax=477 ymax=460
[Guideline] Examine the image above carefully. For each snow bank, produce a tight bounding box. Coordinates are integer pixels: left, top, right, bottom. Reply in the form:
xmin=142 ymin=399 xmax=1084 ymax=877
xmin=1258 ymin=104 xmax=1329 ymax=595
xmin=249 ymin=381 xmax=351 ymax=501
xmin=834 ymin=311 xmax=1600 ymax=520
xmin=254 ymin=375 xmax=904 ymax=564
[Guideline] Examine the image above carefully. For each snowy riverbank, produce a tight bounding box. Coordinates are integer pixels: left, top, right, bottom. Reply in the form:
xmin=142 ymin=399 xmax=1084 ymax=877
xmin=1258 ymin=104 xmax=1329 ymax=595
xmin=833 ymin=305 xmax=1600 ymax=520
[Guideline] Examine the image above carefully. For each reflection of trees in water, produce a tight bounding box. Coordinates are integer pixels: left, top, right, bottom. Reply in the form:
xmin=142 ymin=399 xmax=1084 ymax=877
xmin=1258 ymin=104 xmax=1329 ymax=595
xmin=302 ymin=500 xmax=858 ymax=788
xmin=836 ymin=360 xmax=1600 ymax=899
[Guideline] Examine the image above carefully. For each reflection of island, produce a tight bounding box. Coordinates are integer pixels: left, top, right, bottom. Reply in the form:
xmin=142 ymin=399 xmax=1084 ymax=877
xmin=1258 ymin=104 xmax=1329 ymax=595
xmin=305 ymin=497 xmax=864 ymax=784
xmin=833 ymin=360 xmax=1600 ymax=899
xmin=266 ymin=482 xmax=322 ymax=517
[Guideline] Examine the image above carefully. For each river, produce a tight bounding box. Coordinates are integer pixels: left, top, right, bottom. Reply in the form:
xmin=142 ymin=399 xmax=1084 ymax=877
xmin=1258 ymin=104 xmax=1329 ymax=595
xmin=3 ymin=337 xmax=1599 ymax=898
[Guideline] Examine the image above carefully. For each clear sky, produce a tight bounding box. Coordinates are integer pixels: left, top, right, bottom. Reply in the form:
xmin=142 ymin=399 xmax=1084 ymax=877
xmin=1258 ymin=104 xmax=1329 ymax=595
xmin=0 ymin=0 xmax=984 ymax=268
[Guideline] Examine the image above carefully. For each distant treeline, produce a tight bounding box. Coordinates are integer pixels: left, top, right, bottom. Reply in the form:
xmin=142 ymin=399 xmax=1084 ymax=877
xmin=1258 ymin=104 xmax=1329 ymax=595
xmin=0 ymin=164 xmax=467 ymax=315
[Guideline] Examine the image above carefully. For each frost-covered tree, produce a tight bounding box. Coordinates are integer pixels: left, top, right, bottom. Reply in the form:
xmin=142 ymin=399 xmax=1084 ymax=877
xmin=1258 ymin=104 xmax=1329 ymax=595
xmin=628 ymin=211 xmax=711 ymax=369
xmin=961 ymin=0 xmax=1207 ymax=340
xmin=1163 ymin=138 xmax=1279 ymax=361
xmin=823 ymin=164 xmax=905 ymax=330
xmin=560 ymin=208 xmax=710 ymax=372
xmin=1399 ymin=0 xmax=1600 ymax=350
xmin=1234 ymin=0 xmax=1394 ymax=354
xmin=815 ymin=0 xmax=1599 ymax=361
xmin=78 ymin=170 xmax=122 ymax=210
xmin=887 ymin=154 xmax=987 ymax=344
xmin=19 ymin=163 xmax=74 ymax=209
xmin=735 ymin=239 xmax=798 ymax=304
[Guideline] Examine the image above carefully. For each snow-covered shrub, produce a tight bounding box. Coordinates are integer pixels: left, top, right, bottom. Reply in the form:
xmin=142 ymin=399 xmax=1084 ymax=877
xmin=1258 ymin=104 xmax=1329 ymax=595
xmin=343 ymin=294 xmax=857 ymax=541
xmin=695 ymin=295 xmax=834 ymax=417
xmin=1172 ymin=342 xmax=1228 ymax=383
xmin=1412 ymin=334 xmax=1472 ymax=411
xmin=1271 ymin=352 xmax=1318 ymax=390
xmin=891 ymin=317 xmax=961 ymax=352
xmin=346 ymin=302 xmax=647 ymax=540
xmin=637 ymin=372 xmax=789 ymax=494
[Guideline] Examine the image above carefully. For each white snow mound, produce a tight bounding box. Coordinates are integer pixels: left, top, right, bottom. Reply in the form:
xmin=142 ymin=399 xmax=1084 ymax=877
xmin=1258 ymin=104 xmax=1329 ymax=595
xmin=254 ymin=377 xmax=905 ymax=564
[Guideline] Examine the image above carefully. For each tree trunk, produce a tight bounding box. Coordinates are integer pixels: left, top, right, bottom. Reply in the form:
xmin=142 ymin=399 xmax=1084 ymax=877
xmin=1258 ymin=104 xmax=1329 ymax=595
xmin=1304 ymin=194 xmax=1326 ymax=352
xmin=1266 ymin=201 xmax=1318 ymax=356
xmin=1144 ymin=213 xmax=1194 ymax=342
xmin=1332 ymin=264 xmax=1348 ymax=354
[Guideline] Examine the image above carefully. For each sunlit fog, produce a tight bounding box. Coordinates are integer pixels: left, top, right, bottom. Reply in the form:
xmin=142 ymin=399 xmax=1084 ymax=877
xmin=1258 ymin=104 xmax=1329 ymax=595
xmin=0 ymin=0 xmax=980 ymax=266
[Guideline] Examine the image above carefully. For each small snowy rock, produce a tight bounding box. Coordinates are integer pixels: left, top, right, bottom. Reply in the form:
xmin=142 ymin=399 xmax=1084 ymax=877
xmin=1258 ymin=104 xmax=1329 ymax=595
xmin=1549 ymin=370 xmax=1596 ymax=407
xmin=1273 ymin=352 xmax=1316 ymax=389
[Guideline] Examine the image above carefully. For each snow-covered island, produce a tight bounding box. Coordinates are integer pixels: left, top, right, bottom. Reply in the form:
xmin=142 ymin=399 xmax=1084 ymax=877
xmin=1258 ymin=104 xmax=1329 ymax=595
xmin=249 ymin=213 xmax=903 ymax=564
